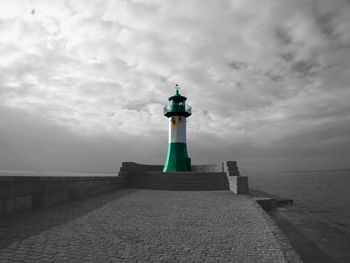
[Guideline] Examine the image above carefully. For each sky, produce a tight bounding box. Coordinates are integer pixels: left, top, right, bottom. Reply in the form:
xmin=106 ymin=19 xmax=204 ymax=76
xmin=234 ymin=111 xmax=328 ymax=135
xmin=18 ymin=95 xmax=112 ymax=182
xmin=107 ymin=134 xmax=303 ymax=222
xmin=0 ymin=0 xmax=350 ymax=173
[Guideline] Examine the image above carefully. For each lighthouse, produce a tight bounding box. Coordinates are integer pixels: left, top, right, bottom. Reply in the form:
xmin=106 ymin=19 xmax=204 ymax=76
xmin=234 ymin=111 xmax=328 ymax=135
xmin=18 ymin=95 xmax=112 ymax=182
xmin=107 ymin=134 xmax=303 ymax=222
xmin=163 ymin=85 xmax=192 ymax=172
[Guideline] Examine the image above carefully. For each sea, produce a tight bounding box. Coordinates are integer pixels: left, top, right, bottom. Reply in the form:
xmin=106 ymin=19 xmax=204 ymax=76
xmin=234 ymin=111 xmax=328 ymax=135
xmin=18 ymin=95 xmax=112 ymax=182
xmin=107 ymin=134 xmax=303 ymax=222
xmin=1 ymin=169 xmax=350 ymax=232
xmin=245 ymin=169 xmax=350 ymax=231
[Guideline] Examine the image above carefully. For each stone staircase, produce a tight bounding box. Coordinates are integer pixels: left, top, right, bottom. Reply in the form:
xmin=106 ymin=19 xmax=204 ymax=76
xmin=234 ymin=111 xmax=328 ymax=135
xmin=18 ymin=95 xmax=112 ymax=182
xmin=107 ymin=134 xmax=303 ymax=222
xmin=118 ymin=161 xmax=247 ymax=192
xmin=126 ymin=171 xmax=230 ymax=191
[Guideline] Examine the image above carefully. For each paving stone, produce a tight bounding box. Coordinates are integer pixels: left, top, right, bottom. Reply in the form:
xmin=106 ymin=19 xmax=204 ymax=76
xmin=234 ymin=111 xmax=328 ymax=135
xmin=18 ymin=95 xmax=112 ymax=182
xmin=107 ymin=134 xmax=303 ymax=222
xmin=0 ymin=189 xmax=299 ymax=262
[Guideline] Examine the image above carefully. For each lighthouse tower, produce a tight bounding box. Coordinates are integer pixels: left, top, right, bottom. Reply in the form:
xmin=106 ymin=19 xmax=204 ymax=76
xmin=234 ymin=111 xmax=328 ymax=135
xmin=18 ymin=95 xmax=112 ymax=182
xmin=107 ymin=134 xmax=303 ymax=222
xmin=163 ymin=85 xmax=192 ymax=172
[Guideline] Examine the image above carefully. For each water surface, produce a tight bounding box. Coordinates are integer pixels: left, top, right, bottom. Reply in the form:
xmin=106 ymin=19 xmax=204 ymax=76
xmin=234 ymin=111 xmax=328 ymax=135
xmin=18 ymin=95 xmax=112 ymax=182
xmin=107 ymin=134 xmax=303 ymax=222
xmin=246 ymin=170 xmax=350 ymax=231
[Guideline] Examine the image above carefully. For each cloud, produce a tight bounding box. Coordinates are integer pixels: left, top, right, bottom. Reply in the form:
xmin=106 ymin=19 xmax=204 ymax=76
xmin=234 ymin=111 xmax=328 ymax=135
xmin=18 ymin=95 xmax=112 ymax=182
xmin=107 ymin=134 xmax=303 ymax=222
xmin=0 ymin=0 xmax=350 ymax=171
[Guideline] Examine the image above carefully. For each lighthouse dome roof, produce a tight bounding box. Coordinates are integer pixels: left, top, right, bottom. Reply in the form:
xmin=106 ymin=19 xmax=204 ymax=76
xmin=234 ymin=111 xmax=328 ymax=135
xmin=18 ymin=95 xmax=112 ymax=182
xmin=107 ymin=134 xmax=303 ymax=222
xmin=168 ymin=89 xmax=187 ymax=102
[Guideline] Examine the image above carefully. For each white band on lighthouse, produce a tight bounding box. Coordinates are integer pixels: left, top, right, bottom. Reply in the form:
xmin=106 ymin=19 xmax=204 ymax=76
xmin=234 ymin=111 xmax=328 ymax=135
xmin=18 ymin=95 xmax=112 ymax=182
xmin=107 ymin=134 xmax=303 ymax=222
xmin=169 ymin=116 xmax=186 ymax=143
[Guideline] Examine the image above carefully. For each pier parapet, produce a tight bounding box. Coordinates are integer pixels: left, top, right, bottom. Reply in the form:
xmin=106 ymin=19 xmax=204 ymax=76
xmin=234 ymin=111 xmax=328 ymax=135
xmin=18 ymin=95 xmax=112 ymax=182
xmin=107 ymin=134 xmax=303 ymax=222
xmin=119 ymin=161 xmax=249 ymax=194
xmin=0 ymin=175 xmax=126 ymax=216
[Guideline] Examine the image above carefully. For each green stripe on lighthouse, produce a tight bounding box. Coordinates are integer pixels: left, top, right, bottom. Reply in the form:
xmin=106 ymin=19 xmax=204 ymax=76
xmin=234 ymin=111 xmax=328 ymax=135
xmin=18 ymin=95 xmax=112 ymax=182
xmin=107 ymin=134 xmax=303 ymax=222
xmin=163 ymin=142 xmax=191 ymax=172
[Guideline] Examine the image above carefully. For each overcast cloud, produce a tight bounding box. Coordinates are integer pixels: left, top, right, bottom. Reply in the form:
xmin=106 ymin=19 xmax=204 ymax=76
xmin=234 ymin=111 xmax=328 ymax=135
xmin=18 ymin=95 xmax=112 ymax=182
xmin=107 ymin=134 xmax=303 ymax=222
xmin=0 ymin=0 xmax=350 ymax=172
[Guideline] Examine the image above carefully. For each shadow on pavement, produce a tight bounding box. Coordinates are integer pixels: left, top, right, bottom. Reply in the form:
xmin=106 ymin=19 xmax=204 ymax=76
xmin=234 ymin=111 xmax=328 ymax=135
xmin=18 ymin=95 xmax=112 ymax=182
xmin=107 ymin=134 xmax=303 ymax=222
xmin=0 ymin=188 xmax=138 ymax=250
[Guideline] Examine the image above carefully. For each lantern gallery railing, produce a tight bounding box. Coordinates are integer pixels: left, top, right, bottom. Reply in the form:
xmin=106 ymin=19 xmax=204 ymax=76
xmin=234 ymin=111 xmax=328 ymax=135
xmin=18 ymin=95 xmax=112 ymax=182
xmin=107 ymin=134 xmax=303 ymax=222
xmin=163 ymin=104 xmax=192 ymax=117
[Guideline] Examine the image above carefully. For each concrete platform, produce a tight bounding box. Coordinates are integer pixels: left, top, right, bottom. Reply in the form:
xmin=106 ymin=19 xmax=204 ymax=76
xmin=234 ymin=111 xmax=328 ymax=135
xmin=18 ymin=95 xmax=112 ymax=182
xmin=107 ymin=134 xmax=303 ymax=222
xmin=250 ymin=188 xmax=294 ymax=211
xmin=0 ymin=189 xmax=300 ymax=262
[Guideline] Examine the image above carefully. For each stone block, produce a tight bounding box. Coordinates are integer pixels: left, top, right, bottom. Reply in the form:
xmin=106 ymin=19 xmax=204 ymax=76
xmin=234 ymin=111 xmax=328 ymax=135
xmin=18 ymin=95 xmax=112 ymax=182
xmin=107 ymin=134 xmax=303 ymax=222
xmin=43 ymin=193 xmax=52 ymax=207
xmin=226 ymin=161 xmax=238 ymax=170
xmin=15 ymin=195 xmax=32 ymax=212
xmin=81 ymin=187 xmax=96 ymax=198
xmin=42 ymin=192 xmax=68 ymax=207
xmin=227 ymin=171 xmax=240 ymax=176
xmin=52 ymin=192 xmax=69 ymax=205
xmin=228 ymin=176 xmax=249 ymax=195
xmin=255 ymin=198 xmax=277 ymax=211
xmin=69 ymin=189 xmax=82 ymax=200
xmin=225 ymin=161 xmax=241 ymax=176
xmin=118 ymin=171 xmax=129 ymax=177
xmin=0 ymin=199 xmax=3 ymax=216
xmin=32 ymin=193 xmax=44 ymax=209
xmin=4 ymin=198 xmax=15 ymax=215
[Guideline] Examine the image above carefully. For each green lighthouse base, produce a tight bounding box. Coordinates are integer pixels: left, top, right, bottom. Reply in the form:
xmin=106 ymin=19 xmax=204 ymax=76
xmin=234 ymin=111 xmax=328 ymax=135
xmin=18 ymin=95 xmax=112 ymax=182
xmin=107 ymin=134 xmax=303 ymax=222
xmin=163 ymin=142 xmax=191 ymax=172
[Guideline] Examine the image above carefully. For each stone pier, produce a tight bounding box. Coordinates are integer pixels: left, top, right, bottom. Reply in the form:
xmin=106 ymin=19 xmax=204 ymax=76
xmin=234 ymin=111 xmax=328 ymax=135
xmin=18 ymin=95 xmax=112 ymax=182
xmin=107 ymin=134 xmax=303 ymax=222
xmin=0 ymin=161 xmax=301 ymax=262
xmin=0 ymin=189 xmax=300 ymax=262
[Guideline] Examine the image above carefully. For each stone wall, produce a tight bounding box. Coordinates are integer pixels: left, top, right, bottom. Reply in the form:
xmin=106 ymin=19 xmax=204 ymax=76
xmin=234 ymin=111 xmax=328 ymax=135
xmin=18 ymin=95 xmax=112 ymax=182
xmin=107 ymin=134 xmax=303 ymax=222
xmin=191 ymin=164 xmax=224 ymax=172
xmin=0 ymin=176 xmax=126 ymax=216
xmin=227 ymin=176 xmax=249 ymax=194
xmin=225 ymin=161 xmax=241 ymax=176
xmin=0 ymin=161 xmax=248 ymax=217
xmin=119 ymin=161 xmax=240 ymax=174
xmin=119 ymin=162 xmax=163 ymax=173
xmin=127 ymin=171 xmax=230 ymax=191
xmin=120 ymin=161 xmax=248 ymax=193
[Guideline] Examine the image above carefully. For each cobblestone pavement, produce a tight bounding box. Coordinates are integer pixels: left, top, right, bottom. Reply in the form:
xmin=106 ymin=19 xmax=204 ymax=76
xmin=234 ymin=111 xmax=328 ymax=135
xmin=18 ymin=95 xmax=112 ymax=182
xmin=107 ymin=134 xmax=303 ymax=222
xmin=0 ymin=189 xmax=298 ymax=262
